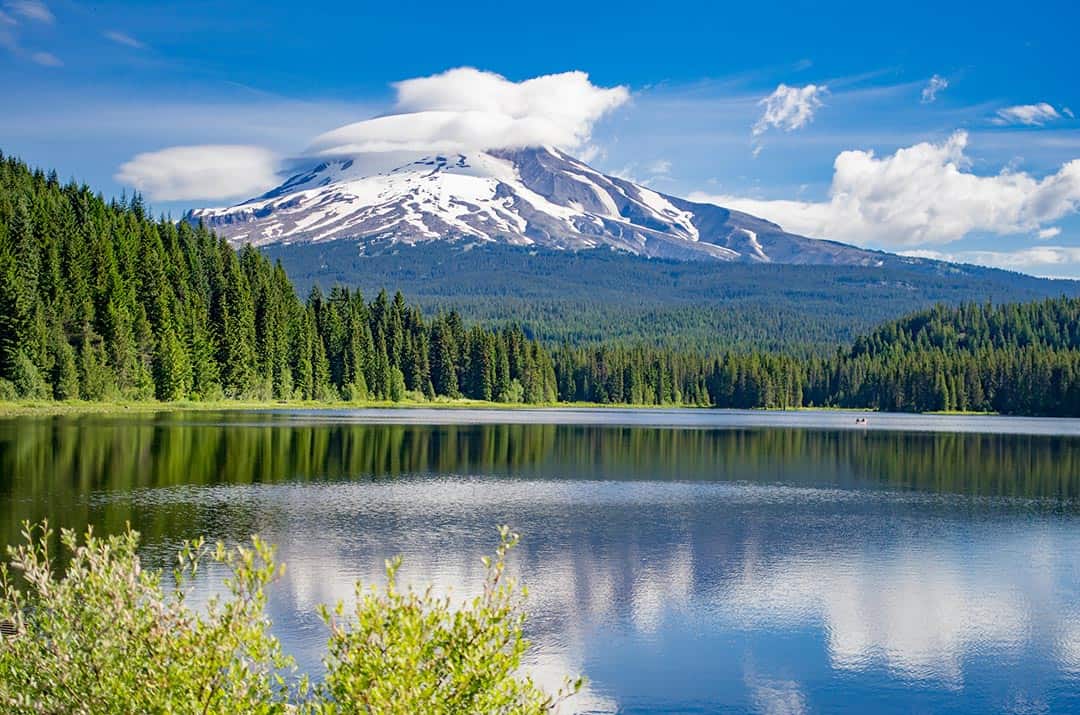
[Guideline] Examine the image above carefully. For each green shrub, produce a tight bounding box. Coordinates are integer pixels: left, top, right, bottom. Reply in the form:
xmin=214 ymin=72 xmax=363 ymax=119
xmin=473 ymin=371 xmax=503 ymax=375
xmin=341 ymin=378 xmax=368 ymax=403
xmin=10 ymin=353 xmax=50 ymax=400
xmin=315 ymin=526 xmax=582 ymax=714
xmin=388 ymin=367 xmax=407 ymax=403
xmin=0 ymin=523 xmax=292 ymax=713
xmin=0 ymin=523 xmax=580 ymax=714
xmin=498 ymin=379 xmax=525 ymax=404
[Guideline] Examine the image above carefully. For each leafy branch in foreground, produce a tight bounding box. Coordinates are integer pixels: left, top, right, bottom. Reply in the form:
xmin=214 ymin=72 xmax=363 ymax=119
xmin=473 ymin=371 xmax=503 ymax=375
xmin=0 ymin=523 xmax=294 ymax=714
xmin=316 ymin=525 xmax=582 ymax=714
xmin=0 ymin=523 xmax=579 ymax=714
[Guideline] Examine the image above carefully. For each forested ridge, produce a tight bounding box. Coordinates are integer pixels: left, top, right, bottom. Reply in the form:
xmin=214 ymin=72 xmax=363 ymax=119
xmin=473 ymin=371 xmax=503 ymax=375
xmin=827 ymin=300 xmax=1080 ymax=415
xmin=0 ymin=154 xmax=560 ymax=404
xmin=2 ymin=153 xmax=1079 ymax=415
xmin=264 ymin=240 xmax=1080 ymax=354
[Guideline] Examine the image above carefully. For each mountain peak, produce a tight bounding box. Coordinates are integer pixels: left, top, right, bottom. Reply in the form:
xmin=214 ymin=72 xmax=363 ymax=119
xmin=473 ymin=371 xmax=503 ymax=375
xmin=186 ymin=146 xmax=884 ymax=266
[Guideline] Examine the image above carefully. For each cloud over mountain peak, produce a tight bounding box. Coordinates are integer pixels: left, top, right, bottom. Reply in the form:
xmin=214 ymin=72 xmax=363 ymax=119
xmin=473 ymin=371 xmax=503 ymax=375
xmin=309 ymin=68 xmax=630 ymax=157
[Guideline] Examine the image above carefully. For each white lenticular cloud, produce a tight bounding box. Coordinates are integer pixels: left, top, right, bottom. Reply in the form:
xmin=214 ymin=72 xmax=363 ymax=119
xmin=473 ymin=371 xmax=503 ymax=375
xmin=995 ymin=103 xmax=1061 ymax=126
xmin=690 ymin=131 xmax=1080 ymax=247
xmin=752 ymin=83 xmax=827 ymax=137
xmin=921 ymin=74 xmax=948 ymax=103
xmin=308 ymin=67 xmax=629 ymax=156
xmin=115 ymin=145 xmax=280 ymax=201
xmin=114 ymin=68 xmax=628 ymax=201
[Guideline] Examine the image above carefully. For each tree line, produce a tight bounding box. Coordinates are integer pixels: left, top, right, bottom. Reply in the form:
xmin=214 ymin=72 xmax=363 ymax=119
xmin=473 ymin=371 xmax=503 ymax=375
xmin=0 ymin=152 xmax=558 ymax=404
xmin=267 ymin=239 xmax=1080 ymax=355
xmin=2 ymin=152 xmax=1079 ymax=415
xmin=559 ymin=301 xmax=1080 ymax=415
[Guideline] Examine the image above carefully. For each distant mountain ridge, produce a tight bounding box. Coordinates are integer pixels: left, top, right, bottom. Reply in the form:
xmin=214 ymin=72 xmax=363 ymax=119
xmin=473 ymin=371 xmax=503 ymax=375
xmin=187 ymin=146 xmax=886 ymax=265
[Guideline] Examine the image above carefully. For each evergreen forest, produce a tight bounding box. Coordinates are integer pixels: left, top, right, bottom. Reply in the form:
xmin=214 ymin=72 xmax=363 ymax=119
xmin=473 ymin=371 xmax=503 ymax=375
xmin=3 ymin=153 xmax=1079 ymax=416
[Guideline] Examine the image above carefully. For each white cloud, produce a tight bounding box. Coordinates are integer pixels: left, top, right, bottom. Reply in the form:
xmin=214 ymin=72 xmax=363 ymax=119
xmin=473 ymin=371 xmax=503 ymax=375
xmin=307 ymin=67 xmax=629 ymax=156
xmin=1065 ymin=107 xmax=1075 ymax=119
xmin=4 ymin=0 xmax=52 ymax=23
xmin=690 ymin=131 xmax=1080 ymax=247
xmin=608 ymin=158 xmax=673 ymax=187
xmin=0 ymin=18 xmax=14 ymax=51
xmin=645 ymin=159 xmax=672 ymax=175
xmin=1036 ymin=227 xmax=1061 ymax=240
xmin=29 ymin=49 xmax=59 ymax=66
xmin=901 ymin=246 xmax=1080 ymax=276
xmin=104 ymin=30 xmax=145 ymax=49
xmin=995 ymin=103 xmax=1062 ymax=126
xmin=921 ymin=75 xmax=948 ymax=104
xmin=111 ymin=69 xmax=626 ymax=202
xmin=752 ymin=83 xmax=827 ymax=137
xmin=115 ymin=145 xmax=280 ymax=201
xmin=0 ymin=0 xmax=57 ymax=64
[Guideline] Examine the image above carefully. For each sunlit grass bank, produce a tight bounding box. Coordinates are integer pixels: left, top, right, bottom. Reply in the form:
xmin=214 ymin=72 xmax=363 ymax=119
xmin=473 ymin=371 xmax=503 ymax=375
xmin=0 ymin=397 xmax=725 ymax=418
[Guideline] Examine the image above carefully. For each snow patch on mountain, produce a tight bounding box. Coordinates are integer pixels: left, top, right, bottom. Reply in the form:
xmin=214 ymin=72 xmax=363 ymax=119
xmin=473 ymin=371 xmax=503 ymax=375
xmin=187 ymin=146 xmax=887 ymax=266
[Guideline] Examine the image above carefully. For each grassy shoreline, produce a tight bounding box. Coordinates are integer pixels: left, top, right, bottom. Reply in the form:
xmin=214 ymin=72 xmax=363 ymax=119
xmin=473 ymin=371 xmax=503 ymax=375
xmin=0 ymin=400 xmax=1007 ymax=419
xmin=0 ymin=397 xmax=664 ymax=418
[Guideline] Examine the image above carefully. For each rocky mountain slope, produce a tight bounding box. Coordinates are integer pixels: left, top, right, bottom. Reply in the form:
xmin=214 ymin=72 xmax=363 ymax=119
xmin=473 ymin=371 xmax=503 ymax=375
xmin=187 ymin=146 xmax=884 ymax=265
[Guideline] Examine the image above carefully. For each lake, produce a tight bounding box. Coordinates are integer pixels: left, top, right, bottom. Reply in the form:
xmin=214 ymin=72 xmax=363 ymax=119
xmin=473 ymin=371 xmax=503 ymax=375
xmin=2 ymin=408 xmax=1079 ymax=713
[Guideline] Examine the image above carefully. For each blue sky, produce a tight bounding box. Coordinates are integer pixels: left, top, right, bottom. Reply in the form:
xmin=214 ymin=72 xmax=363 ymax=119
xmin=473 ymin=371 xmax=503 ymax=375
xmin=4 ymin=0 xmax=1080 ymax=276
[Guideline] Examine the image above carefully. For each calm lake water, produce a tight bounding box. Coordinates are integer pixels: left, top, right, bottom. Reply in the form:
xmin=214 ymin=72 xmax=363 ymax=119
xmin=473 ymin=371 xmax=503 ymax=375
xmin=2 ymin=408 xmax=1080 ymax=713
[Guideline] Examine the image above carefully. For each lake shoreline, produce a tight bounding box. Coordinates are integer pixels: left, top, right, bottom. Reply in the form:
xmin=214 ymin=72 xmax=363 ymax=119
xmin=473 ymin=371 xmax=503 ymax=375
xmin=0 ymin=399 xmax=930 ymax=419
xmin=5 ymin=402 xmax=1080 ymax=437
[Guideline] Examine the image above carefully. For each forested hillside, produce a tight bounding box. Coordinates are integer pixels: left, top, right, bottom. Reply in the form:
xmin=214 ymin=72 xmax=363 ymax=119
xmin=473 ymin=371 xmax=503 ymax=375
xmin=828 ymin=299 xmax=1080 ymax=414
xmin=2 ymin=153 xmax=1079 ymax=416
xmin=0 ymin=153 xmax=557 ymax=404
xmin=264 ymin=241 xmax=1080 ymax=353
xmin=552 ymin=298 xmax=1080 ymax=414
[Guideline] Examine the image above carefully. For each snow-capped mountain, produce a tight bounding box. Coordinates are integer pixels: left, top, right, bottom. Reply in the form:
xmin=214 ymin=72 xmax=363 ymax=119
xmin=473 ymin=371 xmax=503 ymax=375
xmin=187 ymin=146 xmax=883 ymax=265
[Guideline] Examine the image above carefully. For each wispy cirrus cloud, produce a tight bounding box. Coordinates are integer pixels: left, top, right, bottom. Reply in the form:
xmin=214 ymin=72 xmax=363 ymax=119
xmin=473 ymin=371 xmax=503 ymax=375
xmin=104 ymin=29 xmax=145 ymax=49
xmin=609 ymin=158 xmax=674 ymax=186
xmin=921 ymin=74 xmax=948 ymax=104
xmin=0 ymin=11 xmax=15 ymax=51
xmin=645 ymin=159 xmax=672 ymax=176
xmin=0 ymin=0 xmax=60 ymax=65
xmin=3 ymin=0 xmax=52 ymax=23
xmin=29 ymin=49 xmax=59 ymax=65
xmin=994 ymin=103 xmax=1063 ymax=126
